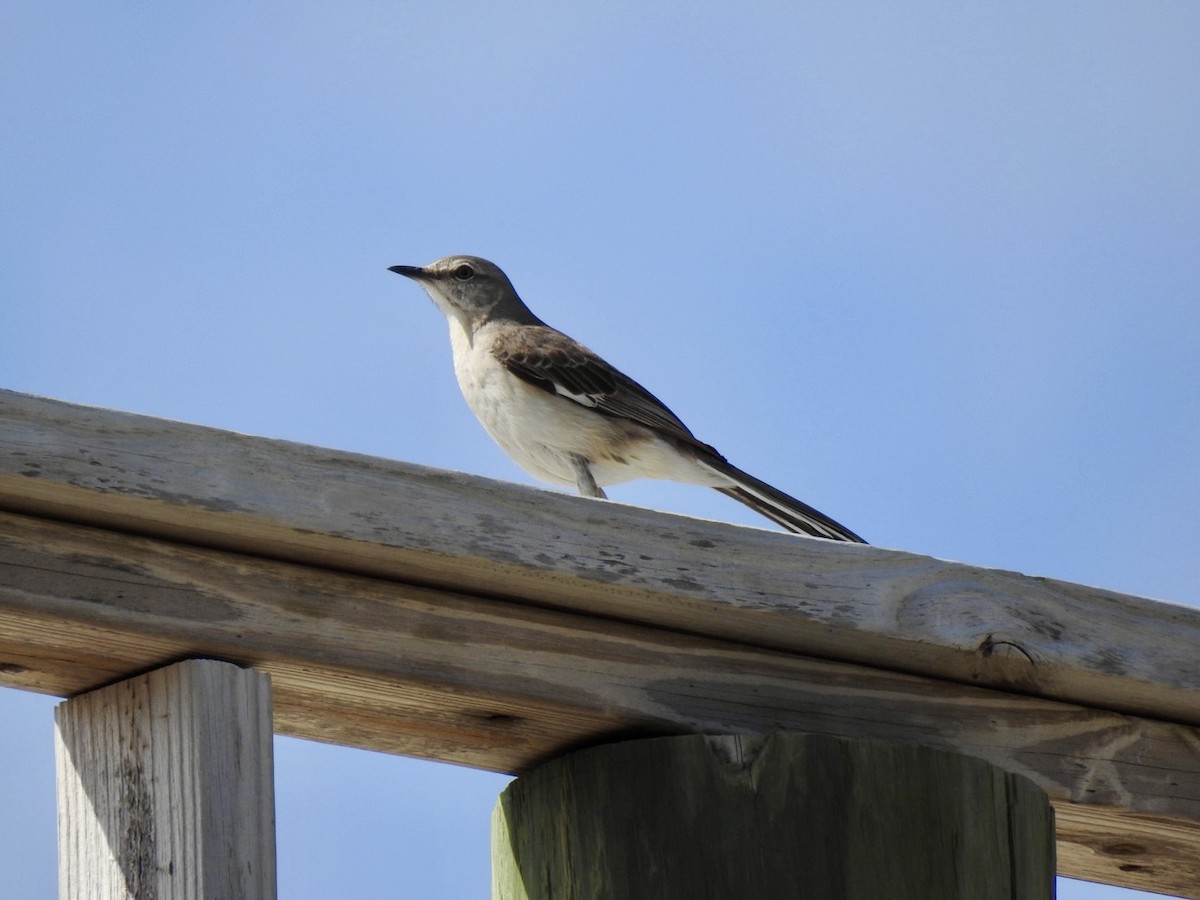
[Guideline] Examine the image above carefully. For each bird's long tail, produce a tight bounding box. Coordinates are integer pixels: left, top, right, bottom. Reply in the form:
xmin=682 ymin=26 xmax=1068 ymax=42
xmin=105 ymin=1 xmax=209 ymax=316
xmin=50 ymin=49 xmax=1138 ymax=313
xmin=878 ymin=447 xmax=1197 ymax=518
xmin=699 ymin=457 xmax=866 ymax=542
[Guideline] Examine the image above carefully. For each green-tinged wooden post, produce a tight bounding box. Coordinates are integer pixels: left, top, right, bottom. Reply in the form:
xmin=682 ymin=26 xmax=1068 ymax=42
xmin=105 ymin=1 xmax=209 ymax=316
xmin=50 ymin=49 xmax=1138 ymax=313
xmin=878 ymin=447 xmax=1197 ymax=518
xmin=55 ymin=659 xmax=276 ymax=900
xmin=493 ymin=732 xmax=1054 ymax=899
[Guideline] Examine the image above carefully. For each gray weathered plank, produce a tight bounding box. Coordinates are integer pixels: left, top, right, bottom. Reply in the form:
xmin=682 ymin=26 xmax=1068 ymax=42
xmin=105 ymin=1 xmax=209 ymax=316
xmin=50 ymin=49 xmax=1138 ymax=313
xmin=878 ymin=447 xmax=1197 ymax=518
xmin=2 ymin=510 xmax=1197 ymax=895
xmin=55 ymin=659 xmax=275 ymax=900
xmin=1 ymin=388 xmax=1197 ymax=732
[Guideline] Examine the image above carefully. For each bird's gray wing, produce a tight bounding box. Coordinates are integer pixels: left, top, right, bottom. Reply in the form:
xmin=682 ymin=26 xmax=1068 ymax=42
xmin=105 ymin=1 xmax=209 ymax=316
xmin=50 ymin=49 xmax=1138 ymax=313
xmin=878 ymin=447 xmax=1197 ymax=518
xmin=492 ymin=325 xmax=866 ymax=543
xmin=491 ymin=326 xmax=717 ymax=452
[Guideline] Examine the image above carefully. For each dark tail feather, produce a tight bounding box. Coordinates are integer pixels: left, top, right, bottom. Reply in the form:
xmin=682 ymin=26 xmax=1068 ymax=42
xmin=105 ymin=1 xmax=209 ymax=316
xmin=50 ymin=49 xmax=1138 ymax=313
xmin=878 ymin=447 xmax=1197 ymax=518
xmin=705 ymin=459 xmax=866 ymax=543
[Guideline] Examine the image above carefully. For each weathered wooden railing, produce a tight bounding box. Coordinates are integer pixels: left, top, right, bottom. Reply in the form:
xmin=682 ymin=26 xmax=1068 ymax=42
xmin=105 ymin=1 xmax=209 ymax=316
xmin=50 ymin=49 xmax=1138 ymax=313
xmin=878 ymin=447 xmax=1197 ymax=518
xmin=1 ymin=388 xmax=1197 ymax=896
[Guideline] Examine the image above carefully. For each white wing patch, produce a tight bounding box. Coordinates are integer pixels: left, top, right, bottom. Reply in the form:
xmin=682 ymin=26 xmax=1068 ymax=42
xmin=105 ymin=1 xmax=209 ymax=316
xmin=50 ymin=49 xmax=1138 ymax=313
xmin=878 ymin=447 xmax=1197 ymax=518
xmin=552 ymin=382 xmax=600 ymax=407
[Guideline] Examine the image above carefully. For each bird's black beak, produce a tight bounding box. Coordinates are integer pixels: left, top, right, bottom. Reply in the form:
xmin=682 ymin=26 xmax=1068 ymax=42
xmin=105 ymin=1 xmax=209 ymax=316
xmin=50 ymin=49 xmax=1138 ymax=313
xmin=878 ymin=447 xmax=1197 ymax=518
xmin=388 ymin=265 xmax=427 ymax=280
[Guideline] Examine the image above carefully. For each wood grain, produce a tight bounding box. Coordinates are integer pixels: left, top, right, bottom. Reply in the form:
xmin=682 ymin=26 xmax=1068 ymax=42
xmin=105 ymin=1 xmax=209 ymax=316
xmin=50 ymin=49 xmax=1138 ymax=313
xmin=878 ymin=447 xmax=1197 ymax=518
xmin=2 ymin=388 xmax=1197 ymax=733
xmin=2 ymin=511 xmax=1197 ymax=895
xmin=55 ymin=660 xmax=275 ymax=899
xmin=493 ymin=733 xmax=1054 ymax=899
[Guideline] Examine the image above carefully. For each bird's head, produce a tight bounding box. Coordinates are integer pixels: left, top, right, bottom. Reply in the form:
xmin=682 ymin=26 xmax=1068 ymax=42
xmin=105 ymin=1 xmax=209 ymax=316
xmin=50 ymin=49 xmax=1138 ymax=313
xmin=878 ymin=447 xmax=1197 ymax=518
xmin=389 ymin=255 xmax=531 ymax=328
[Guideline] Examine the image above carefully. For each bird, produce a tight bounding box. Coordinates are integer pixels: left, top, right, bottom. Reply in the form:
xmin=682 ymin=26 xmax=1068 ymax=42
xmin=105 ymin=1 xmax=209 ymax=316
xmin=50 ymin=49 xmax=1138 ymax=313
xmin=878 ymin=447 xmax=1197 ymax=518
xmin=389 ymin=255 xmax=865 ymax=542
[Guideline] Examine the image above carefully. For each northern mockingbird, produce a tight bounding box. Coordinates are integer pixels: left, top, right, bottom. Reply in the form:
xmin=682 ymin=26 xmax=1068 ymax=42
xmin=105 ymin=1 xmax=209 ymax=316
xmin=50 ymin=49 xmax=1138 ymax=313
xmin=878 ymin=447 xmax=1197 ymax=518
xmin=389 ymin=255 xmax=865 ymax=542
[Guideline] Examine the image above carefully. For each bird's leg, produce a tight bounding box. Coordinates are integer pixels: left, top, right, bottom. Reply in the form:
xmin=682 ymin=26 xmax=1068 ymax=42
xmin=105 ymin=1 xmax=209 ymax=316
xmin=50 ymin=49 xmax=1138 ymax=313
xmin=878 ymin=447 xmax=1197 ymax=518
xmin=569 ymin=455 xmax=607 ymax=499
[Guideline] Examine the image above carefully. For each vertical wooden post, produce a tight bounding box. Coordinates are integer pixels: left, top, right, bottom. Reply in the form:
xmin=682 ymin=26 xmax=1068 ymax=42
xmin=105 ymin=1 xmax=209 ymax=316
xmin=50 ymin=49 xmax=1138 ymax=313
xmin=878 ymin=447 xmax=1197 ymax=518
xmin=55 ymin=659 xmax=276 ymax=900
xmin=493 ymin=732 xmax=1054 ymax=900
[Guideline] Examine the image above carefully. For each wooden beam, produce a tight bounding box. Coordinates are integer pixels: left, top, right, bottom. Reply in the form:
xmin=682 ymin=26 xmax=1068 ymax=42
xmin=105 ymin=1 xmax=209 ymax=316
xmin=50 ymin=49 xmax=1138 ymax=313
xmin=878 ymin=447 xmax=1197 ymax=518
xmin=55 ymin=660 xmax=275 ymax=899
xmin=2 ymin=388 xmax=1198 ymax=895
xmin=0 ymin=510 xmax=1196 ymax=894
xmin=2 ymin=389 xmax=1197 ymax=731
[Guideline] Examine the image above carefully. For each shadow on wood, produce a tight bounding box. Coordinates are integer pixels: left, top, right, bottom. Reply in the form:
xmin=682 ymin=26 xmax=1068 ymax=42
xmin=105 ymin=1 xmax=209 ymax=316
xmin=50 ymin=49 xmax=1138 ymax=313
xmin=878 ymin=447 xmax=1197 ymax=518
xmin=493 ymin=732 xmax=1054 ymax=899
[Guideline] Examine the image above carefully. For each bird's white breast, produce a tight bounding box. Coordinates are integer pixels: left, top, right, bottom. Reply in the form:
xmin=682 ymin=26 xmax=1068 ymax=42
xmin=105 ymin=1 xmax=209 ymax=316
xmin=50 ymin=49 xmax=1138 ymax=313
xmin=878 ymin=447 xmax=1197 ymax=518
xmin=448 ymin=319 xmax=579 ymax=486
xmin=447 ymin=319 xmax=723 ymax=490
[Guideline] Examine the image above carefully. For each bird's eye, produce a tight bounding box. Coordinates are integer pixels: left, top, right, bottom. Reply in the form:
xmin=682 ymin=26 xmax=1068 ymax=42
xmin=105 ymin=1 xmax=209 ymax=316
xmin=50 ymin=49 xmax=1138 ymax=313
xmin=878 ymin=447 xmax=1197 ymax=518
xmin=453 ymin=264 xmax=475 ymax=281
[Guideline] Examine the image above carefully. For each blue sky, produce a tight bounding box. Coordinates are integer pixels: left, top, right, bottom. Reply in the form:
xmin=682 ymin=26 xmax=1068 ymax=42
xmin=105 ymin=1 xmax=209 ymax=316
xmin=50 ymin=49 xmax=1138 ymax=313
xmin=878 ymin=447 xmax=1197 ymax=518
xmin=2 ymin=3 xmax=1197 ymax=897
